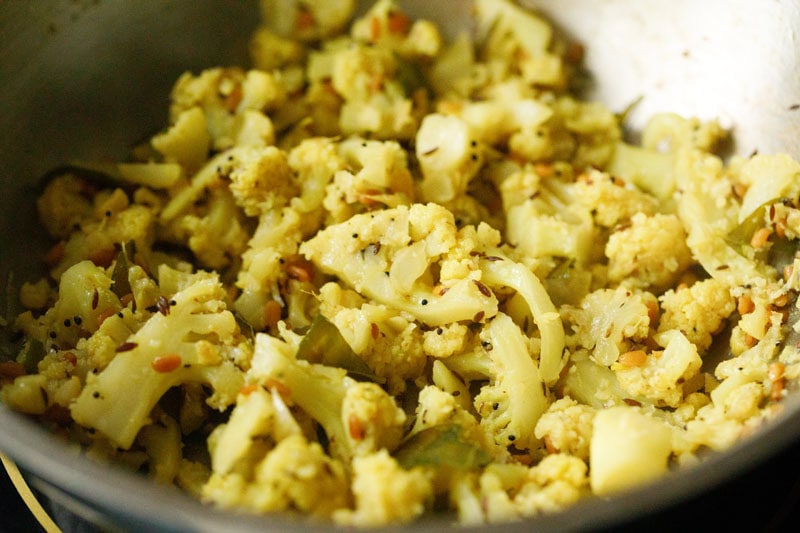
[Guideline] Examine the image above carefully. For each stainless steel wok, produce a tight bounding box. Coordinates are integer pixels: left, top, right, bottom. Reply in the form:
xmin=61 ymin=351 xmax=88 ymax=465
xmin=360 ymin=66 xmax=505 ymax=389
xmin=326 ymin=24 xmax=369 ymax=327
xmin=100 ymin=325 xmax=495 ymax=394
xmin=1 ymin=1 xmax=799 ymax=531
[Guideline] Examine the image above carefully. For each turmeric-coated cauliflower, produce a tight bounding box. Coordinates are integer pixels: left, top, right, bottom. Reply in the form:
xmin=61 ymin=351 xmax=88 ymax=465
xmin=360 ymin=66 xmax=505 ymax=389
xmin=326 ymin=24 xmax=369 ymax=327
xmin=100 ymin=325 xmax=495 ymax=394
xmin=657 ymin=278 xmax=735 ymax=352
xmin=605 ymin=212 xmax=694 ymax=291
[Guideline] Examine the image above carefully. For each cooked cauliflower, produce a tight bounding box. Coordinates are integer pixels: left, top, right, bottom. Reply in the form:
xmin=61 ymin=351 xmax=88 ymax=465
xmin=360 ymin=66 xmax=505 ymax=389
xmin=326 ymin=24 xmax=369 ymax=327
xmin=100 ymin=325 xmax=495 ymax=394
xmin=70 ymin=267 xmax=247 ymax=449
xmin=657 ymin=278 xmax=735 ymax=352
xmin=333 ymin=450 xmax=433 ymax=527
xmin=300 ymin=203 xmax=498 ymax=326
xmin=614 ymin=330 xmax=702 ymax=408
xmin=573 ymin=168 xmax=658 ymax=228
xmin=450 ymin=454 xmax=589 ymax=523
xmin=473 ymin=313 xmax=548 ymax=450
xmin=564 ymin=287 xmax=656 ymax=366
xmin=6 ymin=0 xmax=800 ymax=528
xmin=247 ymin=332 xmax=406 ymax=462
xmin=330 ymin=42 xmax=420 ymax=140
xmin=36 ymin=173 xmax=95 ymax=240
xmin=203 ymin=433 xmax=350 ymax=519
xmin=350 ymin=0 xmax=442 ymax=59
xmin=589 ymin=405 xmax=673 ymax=495
xmin=534 ymin=397 xmax=596 ymax=460
xmin=321 ymin=291 xmax=426 ymax=394
xmin=605 ymin=212 xmax=694 ymax=291
xmin=514 ymin=454 xmax=589 ymax=515
xmin=259 ymin=0 xmax=356 ymax=42
xmin=409 ymin=384 xmax=507 ymax=462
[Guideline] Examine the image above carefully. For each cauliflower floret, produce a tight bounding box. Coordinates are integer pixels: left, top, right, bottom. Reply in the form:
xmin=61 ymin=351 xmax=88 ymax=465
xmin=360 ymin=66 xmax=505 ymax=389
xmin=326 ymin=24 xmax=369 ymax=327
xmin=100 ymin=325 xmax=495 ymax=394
xmin=477 ymin=251 xmax=566 ymax=383
xmin=18 ymin=278 xmax=51 ymax=311
xmin=657 ymin=278 xmax=735 ymax=352
xmin=683 ymin=401 xmax=750 ymax=452
xmin=168 ymin=67 xmax=286 ymax=151
xmin=137 ymin=410 xmax=183 ymax=485
xmin=495 ymin=161 xmax=542 ymax=210
xmin=70 ymin=267 xmax=247 ymax=449
xmin=259 ymin=0 xmax=356 ymax=42
xmin=207 ymin=388 xmax=284 ymax=477
xmin=323 ymin=137 xmax=415 ymax=222
xmin=409 ymin=385 xmax=506 ymax=461
xmin=450 ymin=454 xmax=588 ymax=524
xmin=504 ymin=179 xmax=595 ymax=265
xmin=300 ymin=203 xmax=498 ymax=327
xmin=563 ymin=287 xmax=655 ymax=366
xmin=287 ymin=137 xmax=347 ymax=217
xmin=415 ymin=113 xmax=485 ymax=204
xmin=342 ymin=380 xmax=407 ymax=457
xmin=248 ymin=333 xmax=406 ymax=462
xmin=333 ymin=450 xmax=433 ymax=527
xmin=227 ymin=145 xmax=298 ymax=217
xmin=36 ymin=173 xmax=94 ymax=240
xmin=456 ymin=97 xmax=552 ymax=150
xmin=516 ymin=97 xmax=619 ymax=168
xmin=51 ymin=190 xmax=156 ymax=279
xmin=736 ymin=153 xmax=800 ymax=224
xmin=330 ymin=43 xmax=420 ymax=139
xmin=151 ymin=106 xmax=210 ymax=173
xmin=533 ymin=397 xmax=596 ymax=460
xmin=250 ymin=434 xmax=350 ymax=517
xmin=605 ymin=141 xmax=676 ymax=201
xmin=234 ymin=208 xmax=304 ymax=331
xmin=474 ymin=0 xmax=563 ymax=89
xmin=350 ymin=0 xmax=442 ymax=59
xmin=605 ymin=212 xmax=694 ymax=291
xmin=642 ymin=112 xmax=726 ymax=154
xmin=473 ymin=313 xmax=548 ymax=450
xmin=13 ymin=260 xmax=123 ymax=355
xmin=674 ymin=148 xmax=771 ymax=287
xmin=513 ymin=454 xmax=589 ymax=515
xmin=573 ymin=168 xmax=658 ymax=228
xmin=249 ymin=27 xmax=304 ymax=70
xmin=323 ymin=296 xmax=426 ymax=394
xmin=234 ymin=139 xmax=346 ymax=330
xmin=614 ymin=330 xmax=702 ymax=408
xmin=423 ymin=322 xmax=470 ymax=358
xmin=203 ymin=433 xmax=350 ymax=519
xmin=171 ymin=188 xmax=250 ymax=270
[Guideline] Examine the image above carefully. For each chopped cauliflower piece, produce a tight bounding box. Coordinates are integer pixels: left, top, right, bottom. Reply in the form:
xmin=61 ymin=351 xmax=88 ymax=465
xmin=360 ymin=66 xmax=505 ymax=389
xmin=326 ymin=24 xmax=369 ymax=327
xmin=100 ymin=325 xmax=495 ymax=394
xmin=323 ymin=296 xmax=426 ymax=393
xmin=534 ymin=397 xmax=596 ymax=460
xmin=473 ymin=313 xmax=548 ymax=450
xmin=589 ymin=406 xmax=673 ymax=495
xmin=564 ymin=287 xmax=655 ymax=366
xmin=259 ymin=0 xmax=356 ymax=42
xmin=70 ymin=267 xmax=246 ymax=449
xmin=301 ymin=204 xmax=498 ymax=326
xmin=573 ymin=168 xmax=658 ymax=228
xmin=615 ymin=330 xmax=702 ymax=408
xmin=514 ymin=454 xmax=589 ymax=515
xmin=605 ymin=212 xmax=694 ymax=291
xmin=203 ymin=433 xmax=350 ymax=519
xmin=333 ymin=450 xmax=433 ymax=527
xmin=657 ymin=278 xmax=735 ymax=352
xmin=416 ymin=114 xmax=483 ymax=203
xmin=36 ymin=174 xmax=94 ymax=240
xmin=248 ymin=332 xmax=406 ymax=462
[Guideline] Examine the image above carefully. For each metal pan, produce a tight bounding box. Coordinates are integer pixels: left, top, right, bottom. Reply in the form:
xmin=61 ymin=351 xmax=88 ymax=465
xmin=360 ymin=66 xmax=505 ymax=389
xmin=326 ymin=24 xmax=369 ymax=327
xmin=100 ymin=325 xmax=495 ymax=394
xmin=1 ymin=1 xmax=799 ymax=530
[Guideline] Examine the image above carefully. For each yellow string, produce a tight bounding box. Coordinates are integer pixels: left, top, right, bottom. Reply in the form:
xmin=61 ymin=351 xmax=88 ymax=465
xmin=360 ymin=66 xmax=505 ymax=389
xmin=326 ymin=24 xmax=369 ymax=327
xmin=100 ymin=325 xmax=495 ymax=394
xmin=0 ymin=452 xmax=62 ymax=533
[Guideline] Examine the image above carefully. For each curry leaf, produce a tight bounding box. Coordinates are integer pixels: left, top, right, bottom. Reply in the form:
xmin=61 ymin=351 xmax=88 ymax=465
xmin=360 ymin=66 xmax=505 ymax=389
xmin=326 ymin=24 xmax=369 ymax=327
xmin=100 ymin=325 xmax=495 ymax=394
xmin=394 ymin=424 xmax=491 ymax=470
xmin=296 ymin=315 xmax=379 ymax=382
